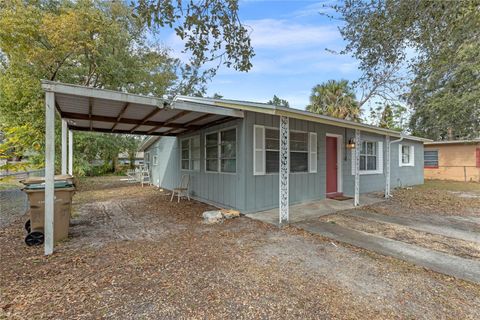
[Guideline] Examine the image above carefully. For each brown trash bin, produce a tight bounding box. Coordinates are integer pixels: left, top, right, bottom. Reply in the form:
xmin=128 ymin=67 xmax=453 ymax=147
xmin=24 ymin=187 xmax=75 ymax=245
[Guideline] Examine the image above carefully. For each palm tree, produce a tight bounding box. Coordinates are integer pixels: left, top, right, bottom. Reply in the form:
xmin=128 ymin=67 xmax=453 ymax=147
xmin=306 ymin=80 xmax=361 ymax=121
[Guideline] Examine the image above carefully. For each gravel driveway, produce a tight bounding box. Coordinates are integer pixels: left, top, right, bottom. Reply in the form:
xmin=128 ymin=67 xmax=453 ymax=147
xmin=1 ymin=177 xmax=480 ymax=319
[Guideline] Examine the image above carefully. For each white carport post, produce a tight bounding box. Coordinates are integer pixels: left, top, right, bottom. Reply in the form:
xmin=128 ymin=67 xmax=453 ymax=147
xmin=385 ymin=135 xmax=391 ymax=198
xmin=354 ymin=129 xmax=361 ymax=206
xmin=44 ymin=91 xmax=55 ymax=255
xmin=279 ymin=115 xmax=290 ymax=225
xmin=61 ymin=119 xmax=67 ymax=175
xmin=68 ymin=129 xmax=73 ymax=175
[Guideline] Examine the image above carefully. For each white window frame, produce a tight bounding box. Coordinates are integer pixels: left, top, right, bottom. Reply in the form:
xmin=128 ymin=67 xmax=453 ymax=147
xmin=253 ymin=125 xmax=315 ymax=175
xmin=351 ymin=140 xmax=384 ymax=175
xmin=205 ymin=127 xmax=237 ymax=174
xmin=253 ymin=125 xmax=265 ymax=175
xmin=399 ymin=144 xmax=415 ymax=167
xmin=309 ymin=132 xmax=318 ymax=173
xmin=181 ymin=136 xmax=200 ymax=171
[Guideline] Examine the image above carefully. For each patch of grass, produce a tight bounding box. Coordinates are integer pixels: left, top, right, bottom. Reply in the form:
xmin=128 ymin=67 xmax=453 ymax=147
xmin=416 ymin=180 xmax=480 ymax=193
xmin=0 ymin=181 xmax=22 ymax=191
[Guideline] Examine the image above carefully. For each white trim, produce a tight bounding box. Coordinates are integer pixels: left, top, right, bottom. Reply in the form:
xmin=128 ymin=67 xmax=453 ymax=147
xmin=326 ymin=133 xmax=343 ymax=193
xmin=61 ymin=119 xmax=67 ymax=175
xmin=44 ymin=91 xmax=55 ymax=255
xmin=42 ymin=80 xmax=165 ymax=107
xmin=308 ymin=132 xmax=318 ymax=173
xmin=253 ymin=125 xmax=265 ymax=175
xmin=68 ymin=130 xmax=73 ymax=175
xmin=171 ymin=100 xmax=244 ymax=118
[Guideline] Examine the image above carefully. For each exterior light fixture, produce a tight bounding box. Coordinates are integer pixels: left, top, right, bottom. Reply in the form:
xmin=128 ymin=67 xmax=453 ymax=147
xmin=346 ymin=138 xmax=356 ymax=149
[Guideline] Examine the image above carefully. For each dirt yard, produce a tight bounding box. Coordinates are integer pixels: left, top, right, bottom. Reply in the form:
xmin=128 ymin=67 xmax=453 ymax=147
xmin=1 ymin=177 xmax=480 ymax=319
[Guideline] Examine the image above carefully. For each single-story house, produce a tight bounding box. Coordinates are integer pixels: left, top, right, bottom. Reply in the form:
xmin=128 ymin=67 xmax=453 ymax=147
xmin=40 ymin=81 xmax=428 ymax=254
xmin=139 ymin=96 xmax=428 ymax=215
xmin=424 ymin=139 xmax=480 ymax=182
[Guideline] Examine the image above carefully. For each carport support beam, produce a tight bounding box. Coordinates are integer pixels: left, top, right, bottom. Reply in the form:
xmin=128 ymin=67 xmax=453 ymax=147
xmin=44 ymin=91 xmax=55 ymax=255
xmin=279 ymin=115 xmax=290 ymax=225
xmin=61 ymin=119 xmax=67 ymax=175
xmin=354 ymin=129 xmax=360 ymax=206
xmin=68 ymin=129 xmax=73 ymax=175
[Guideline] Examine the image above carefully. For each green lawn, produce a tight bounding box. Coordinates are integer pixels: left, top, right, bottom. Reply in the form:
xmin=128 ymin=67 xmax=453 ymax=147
xmin=418 ymin=179 xmax=480 ymax=193
xmin=0 ymin=179 xmax=22 ymax=191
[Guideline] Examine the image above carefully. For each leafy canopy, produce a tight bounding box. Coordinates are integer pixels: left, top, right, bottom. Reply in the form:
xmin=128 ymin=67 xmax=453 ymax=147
xmin=0 ymin=0 xmax=238 ymax=174
xmin=267 ymin=95 xmax=289 ymax=108
xmin=135 ymin=0 xmax=254 ymax=73
xmin=306 ymin=80 xmax=361 ymax=122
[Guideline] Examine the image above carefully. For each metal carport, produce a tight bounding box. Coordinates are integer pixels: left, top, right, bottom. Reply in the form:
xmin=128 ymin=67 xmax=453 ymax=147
xmin=41 ymin=80 xmax=244 ymax=255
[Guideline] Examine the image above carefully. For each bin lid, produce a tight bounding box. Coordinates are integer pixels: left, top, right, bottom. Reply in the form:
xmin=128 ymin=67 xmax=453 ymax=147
xmin=21 ymin=175 xmax=74 ymax=185
xmin=23 ymin=181 xmax=74 ymax=190
xmin=23 ymin=186 xmax=76 ymax=193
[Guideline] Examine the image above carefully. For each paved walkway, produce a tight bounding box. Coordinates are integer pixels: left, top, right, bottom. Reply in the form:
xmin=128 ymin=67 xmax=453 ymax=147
xmin=246 ymin=194 xmax=384 ymax=225
xmin=294 ymin=220 xmax=480 ymax=284
xmin=345 ymin=211 xmax=480 ymax=244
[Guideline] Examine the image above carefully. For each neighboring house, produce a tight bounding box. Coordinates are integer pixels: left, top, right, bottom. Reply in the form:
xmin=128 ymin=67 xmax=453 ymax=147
xmin=424 ymin=140 xmax=480 ymax=182
xmin=118 ymin=151 xmax=144 ymax=166
xmin=139 ymin=96 xmax=428 ymax=214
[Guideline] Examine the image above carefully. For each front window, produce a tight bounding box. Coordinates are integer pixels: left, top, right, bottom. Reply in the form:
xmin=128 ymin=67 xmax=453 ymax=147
xmin=205 ymin=129 xmax=237 ymax=173
xmin=402 ymin=145 xmax=410 ymax=164
xmin=360 ymin=141 xmax=377 ymax=171
xmin=399 ymin=144 xmax=414 ymax=166
xmin=181 ymin=136 xmax=200 ymax=171
xmin=265 ymin=128 xmax=279 ymax=173
xmin=205 ymin=132 xmax=219 ymax=172
xmin=290 ymin=131 xmax=308 ymax=172
xmin=263 ymin=129 xmax=308 ymax=173
xmin=220 ymin=129 xmax=236 ymax=173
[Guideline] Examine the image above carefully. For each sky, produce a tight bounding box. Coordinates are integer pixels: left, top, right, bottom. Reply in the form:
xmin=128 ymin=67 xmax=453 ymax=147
xmin=161 ymin=0 xmax=362 ymax=110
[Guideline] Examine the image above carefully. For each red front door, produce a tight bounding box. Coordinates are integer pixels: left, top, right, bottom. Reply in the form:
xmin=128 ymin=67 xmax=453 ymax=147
xmin=326 ymin=136 xmax=338 ymax=195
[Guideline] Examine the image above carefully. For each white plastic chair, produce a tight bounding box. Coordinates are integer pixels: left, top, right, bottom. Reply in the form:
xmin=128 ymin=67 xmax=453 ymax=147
xmin=170 ymin=174 xmax=190 ymax=202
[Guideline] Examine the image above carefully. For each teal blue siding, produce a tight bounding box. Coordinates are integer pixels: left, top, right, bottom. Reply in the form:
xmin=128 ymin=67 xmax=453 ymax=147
xmin=146 ymin=111 xmax=424 ymax=213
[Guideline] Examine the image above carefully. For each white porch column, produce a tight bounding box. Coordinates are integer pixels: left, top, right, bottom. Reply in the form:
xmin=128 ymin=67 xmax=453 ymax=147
xmin=61 ymin=119 xmax=67 ymax=175
xmin=354 ymin=129 xmax=361 ymax=206
xmin=44 ymin=91 xmax=55 ymax=255
xmin=279 ymin=116 xmax=290 ymax=225
xmin=385 ymin=135 xmax=391 ymax=198
xmin=68 ymin=129 xmax=73 ymax=175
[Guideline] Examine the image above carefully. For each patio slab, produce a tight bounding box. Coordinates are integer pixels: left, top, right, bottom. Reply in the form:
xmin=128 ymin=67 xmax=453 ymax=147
xmin=246 ymin=194 xmax=384 ymax=226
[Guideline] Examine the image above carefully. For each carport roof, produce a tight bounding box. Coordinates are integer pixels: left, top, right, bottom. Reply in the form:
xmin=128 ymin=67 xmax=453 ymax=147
xmin=41 ymin=81 xmax=244 ymax=136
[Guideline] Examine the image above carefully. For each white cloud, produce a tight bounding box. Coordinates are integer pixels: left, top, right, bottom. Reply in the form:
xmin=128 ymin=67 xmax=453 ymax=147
xmin=292 ymin=1 xmax=339 ymax=18
xmin=245 ymin=19 xmax=339 ymax=49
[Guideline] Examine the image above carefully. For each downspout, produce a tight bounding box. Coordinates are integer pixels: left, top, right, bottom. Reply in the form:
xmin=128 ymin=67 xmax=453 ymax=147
xmin=386 ymin=135 xmax=404 ymax=198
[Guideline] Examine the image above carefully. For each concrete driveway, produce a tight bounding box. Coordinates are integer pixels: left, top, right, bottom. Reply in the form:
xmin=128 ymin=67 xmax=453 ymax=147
xmin=293 ymin=210 xmax=480 ymax=284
